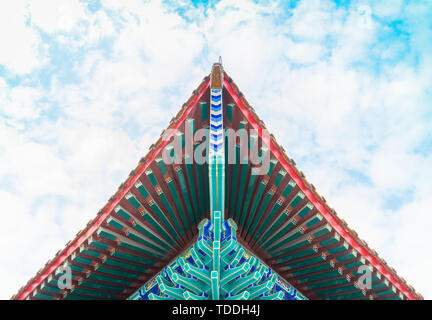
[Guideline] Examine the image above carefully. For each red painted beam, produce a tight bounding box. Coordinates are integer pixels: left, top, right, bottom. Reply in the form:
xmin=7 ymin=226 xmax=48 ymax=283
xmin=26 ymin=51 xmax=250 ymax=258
xmin=16 ymin=79 xmax=210 ymax=300
xmin=223 ymin=77 xmax=417 ymax=300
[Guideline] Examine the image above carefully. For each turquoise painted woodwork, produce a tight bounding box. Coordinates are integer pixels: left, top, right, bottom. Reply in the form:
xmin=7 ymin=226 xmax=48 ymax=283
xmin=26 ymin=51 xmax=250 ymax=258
xmin=128 ymin=218 xmax=307 ymax=300
xmin=128 ymin=64 xmax=306 ymax=300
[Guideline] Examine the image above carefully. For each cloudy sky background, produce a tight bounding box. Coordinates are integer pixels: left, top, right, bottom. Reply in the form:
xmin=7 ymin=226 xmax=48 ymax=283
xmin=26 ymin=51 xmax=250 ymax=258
xmin=0 ymin=0 xmax=431 ymax=299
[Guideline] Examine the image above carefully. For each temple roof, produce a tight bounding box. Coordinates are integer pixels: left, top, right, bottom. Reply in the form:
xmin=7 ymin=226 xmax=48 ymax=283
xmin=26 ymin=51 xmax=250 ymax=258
xmin=13 ymin=67 xmax=422 ymax=300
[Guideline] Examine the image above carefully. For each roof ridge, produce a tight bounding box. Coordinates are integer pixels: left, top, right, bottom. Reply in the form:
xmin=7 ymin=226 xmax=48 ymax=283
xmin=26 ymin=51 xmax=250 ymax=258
xmin=14 ymin=68 xmax=423 ymax=300
xmin=222 ymin=71 xmax=422 ymax=300
xmin=12 ymin=75 xmax=211 ymax=300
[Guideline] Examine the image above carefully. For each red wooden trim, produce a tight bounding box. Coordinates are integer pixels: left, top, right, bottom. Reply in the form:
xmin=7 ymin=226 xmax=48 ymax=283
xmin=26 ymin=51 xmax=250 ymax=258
xmin=16 ymin=80 xmax=210 ymax=300
xmin=223 ymin=77 xmax=417 ymax=300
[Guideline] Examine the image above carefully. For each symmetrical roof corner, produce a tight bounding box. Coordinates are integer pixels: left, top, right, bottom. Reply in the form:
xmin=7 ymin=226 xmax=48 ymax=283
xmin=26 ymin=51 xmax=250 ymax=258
xmin=13 ymin=66 xmax=422 ymax=301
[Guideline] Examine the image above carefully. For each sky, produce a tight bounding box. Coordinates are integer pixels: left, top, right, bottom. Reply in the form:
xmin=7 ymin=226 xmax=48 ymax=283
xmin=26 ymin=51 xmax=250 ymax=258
xmin=0 ymin=0 xmax=431 ymax=299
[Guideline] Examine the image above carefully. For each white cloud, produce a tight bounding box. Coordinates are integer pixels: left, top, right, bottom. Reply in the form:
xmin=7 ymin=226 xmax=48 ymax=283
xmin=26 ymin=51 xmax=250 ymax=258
xmin=0 ymin=1 xmax=42 ymax=74
xmin=28 ymin=0 xmax=87 ymax=33
xmin=289 ymin=0 xmax=340 ymax=41
xmin=0 ymin=79 xmax=44 ymax=120
xmin=284 ymin=41 xmax=326 ymax=64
